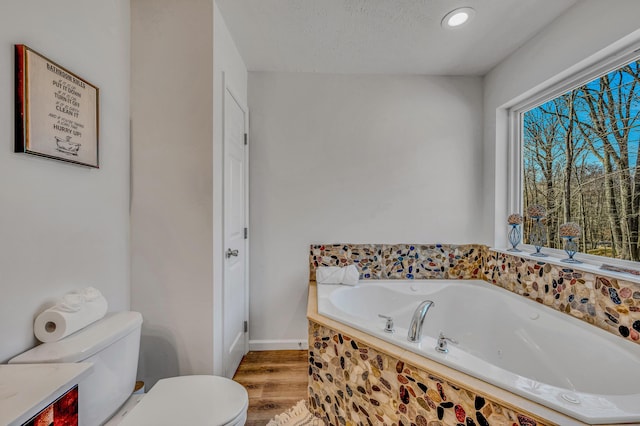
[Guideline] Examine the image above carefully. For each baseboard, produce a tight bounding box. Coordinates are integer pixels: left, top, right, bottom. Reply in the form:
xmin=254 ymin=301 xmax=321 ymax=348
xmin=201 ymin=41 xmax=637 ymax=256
xmin=249 ymin=339 xmax=309 ymax=351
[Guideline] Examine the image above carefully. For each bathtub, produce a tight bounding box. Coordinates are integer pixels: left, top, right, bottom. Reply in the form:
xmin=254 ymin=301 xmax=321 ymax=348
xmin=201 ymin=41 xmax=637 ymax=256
xmin=316 ymin=279 xmax=640 ymax=424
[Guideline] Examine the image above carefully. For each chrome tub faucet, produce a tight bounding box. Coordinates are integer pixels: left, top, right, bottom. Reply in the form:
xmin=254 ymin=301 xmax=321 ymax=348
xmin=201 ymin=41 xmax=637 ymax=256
xmin=407 ymin=300 xmax=435 ymax=342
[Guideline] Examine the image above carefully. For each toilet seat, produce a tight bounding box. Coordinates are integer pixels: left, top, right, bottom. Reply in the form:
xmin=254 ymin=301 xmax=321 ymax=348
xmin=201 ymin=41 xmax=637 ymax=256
xmin=119 ymin=375 xmax=248 ymax=426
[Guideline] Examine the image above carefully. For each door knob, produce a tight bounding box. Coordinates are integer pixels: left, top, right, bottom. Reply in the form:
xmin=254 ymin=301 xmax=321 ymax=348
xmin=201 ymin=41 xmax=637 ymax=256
xmin=226 ymin=248 xmax=239 ymax=258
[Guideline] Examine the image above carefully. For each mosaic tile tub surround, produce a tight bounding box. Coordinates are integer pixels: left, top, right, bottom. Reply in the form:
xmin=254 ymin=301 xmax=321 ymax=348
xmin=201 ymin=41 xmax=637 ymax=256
xmin=309 ymin=244 xmax=486 ymax=280
xmin=309 ymin=243 xmax=640 ymax=345
xmin=308 ymin=321 xmax=549 ymax=426
xmin=484 ymin=251 xmax=640 ymax=345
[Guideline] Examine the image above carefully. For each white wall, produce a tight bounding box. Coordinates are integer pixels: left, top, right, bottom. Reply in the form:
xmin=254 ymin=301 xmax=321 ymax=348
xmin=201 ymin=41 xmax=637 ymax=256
xmin=248 ymin=72 xmax=483 ymax=347
xmin=213 ymin=2 xmax=248 ymax=374
xmin=131 ymin=0 xmax=214 ymax=387
xmin=0 ymin=0 xmax=130 ymax=363
xmin=484 ymin=0 xmax=640 ymax=247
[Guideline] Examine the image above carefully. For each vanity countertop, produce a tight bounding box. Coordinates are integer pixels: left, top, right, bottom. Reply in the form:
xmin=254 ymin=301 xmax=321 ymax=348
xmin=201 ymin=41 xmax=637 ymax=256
xmin=0 ymin=362 xmax=92 ymax=426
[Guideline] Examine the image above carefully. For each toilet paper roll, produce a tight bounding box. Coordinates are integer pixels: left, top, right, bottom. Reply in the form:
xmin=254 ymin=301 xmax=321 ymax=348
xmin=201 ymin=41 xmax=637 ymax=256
xmin=34 ymin=293 xmax=108 ymax=342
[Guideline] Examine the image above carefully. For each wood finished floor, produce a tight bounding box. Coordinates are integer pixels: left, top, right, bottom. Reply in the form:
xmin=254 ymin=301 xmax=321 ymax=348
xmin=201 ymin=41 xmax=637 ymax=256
xmin=233 ymin=350 xmax=309 ymax=426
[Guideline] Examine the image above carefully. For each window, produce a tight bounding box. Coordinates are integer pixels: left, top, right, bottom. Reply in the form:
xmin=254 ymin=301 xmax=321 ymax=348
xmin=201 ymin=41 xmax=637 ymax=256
xmin=514 ymin=52 xmax=640 ymax=262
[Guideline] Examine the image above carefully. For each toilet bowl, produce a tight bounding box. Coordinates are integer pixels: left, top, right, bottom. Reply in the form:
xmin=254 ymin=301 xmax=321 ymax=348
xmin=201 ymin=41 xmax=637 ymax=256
xmin=9 ymin=311 xmax=248 ymax=425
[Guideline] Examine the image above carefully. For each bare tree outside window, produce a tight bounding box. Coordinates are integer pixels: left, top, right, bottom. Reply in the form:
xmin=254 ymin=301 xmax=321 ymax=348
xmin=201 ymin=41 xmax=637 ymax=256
xmin=522 ymin=59 xmax=640 ymax=261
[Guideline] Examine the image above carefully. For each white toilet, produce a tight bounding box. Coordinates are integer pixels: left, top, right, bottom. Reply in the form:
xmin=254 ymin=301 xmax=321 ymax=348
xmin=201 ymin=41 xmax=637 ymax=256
xmin=9 ymin=311 xmax=248 ymax=425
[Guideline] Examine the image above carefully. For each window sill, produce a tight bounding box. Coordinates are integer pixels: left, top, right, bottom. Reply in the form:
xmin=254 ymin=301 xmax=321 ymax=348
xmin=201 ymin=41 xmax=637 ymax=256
xmin=490 ymin=247 xmax=640 ymax=285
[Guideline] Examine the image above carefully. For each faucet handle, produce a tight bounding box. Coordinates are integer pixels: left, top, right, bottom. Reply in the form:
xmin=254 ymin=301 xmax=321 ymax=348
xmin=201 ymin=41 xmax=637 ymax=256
xmin=438 ymin=332 xmax=458 ymax=344
xmin=436 ymin=332 xmax=457 ymax=353
xmin=378 ymin=314 xmax=395 ymax=333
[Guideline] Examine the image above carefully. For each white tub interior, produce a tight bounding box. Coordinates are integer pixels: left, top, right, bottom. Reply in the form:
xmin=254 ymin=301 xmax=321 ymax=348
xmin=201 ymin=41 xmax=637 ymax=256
xmin=317 ymin=279 xmax=640 ymax=424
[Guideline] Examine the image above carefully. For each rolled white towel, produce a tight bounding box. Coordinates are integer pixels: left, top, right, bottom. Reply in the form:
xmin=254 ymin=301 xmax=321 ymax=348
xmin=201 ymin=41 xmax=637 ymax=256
xmin=67 ymin=287 xmax=108 ymax=315
xmin=342 ymin=265 xmax=359 ymax=285
xmin=58 ymin=293 xmax=85 ymax=312
xmin=315 ymin=266 xmax=343 ymax=284
xmin=75 ymin=286 xmax=103 ymax=301
xmin=316 ymin=265 xmax=359 ymax=286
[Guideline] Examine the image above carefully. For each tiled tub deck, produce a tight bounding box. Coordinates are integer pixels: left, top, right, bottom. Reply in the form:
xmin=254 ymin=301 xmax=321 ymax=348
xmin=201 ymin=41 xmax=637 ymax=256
xmin=307 ymin=244 xmax=640 ymax=426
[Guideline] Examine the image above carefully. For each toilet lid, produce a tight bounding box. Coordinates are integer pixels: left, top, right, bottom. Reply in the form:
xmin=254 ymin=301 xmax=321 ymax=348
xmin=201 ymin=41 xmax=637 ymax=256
xmin=120 ymin=375 xmax=248 ymax=426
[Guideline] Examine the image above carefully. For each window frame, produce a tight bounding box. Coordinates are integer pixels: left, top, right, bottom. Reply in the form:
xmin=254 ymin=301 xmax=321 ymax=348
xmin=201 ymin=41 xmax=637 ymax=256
xmin=507 ymin=45 xmax=640 ymax=269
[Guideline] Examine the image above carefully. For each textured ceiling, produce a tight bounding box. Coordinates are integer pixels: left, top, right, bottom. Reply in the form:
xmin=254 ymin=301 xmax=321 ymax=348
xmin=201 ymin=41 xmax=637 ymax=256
xmin=216 ymin=0 xmax=579 ymax=75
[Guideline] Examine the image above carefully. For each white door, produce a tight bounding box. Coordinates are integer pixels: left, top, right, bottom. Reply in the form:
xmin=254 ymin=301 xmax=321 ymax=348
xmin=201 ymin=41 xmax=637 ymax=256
xmin=223 ymin=87 xmax=248 ymax=377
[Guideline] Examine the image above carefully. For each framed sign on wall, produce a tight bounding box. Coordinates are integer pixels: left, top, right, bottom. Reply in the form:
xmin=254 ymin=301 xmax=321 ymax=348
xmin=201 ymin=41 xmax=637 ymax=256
xmin=15 ymin=44 xmax=99 ymax=168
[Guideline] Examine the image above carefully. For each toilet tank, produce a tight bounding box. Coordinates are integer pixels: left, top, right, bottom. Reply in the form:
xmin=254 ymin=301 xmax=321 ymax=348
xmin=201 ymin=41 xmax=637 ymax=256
xmin=9 ymin=311 xmax=143 ymax=426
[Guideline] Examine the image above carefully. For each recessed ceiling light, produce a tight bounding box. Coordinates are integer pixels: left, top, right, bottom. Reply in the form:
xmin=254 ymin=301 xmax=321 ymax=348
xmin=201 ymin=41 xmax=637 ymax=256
xmin=441 ymin=7 xmax=475 ymax=29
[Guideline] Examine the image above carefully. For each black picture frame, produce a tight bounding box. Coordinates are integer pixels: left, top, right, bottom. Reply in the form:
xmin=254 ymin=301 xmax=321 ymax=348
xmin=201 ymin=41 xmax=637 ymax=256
xmin=15 ymin=44 xmax=99 ymax=168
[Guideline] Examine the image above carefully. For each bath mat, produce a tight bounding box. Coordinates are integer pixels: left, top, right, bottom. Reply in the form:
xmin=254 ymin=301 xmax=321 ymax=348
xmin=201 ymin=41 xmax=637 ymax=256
xmin=266 ymin=400 xmax=322 ymax=426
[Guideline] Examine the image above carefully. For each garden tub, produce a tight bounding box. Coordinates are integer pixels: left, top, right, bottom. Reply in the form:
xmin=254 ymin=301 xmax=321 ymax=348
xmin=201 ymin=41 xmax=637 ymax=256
xmin=316 ymin=279 xmax=640 ymax=424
